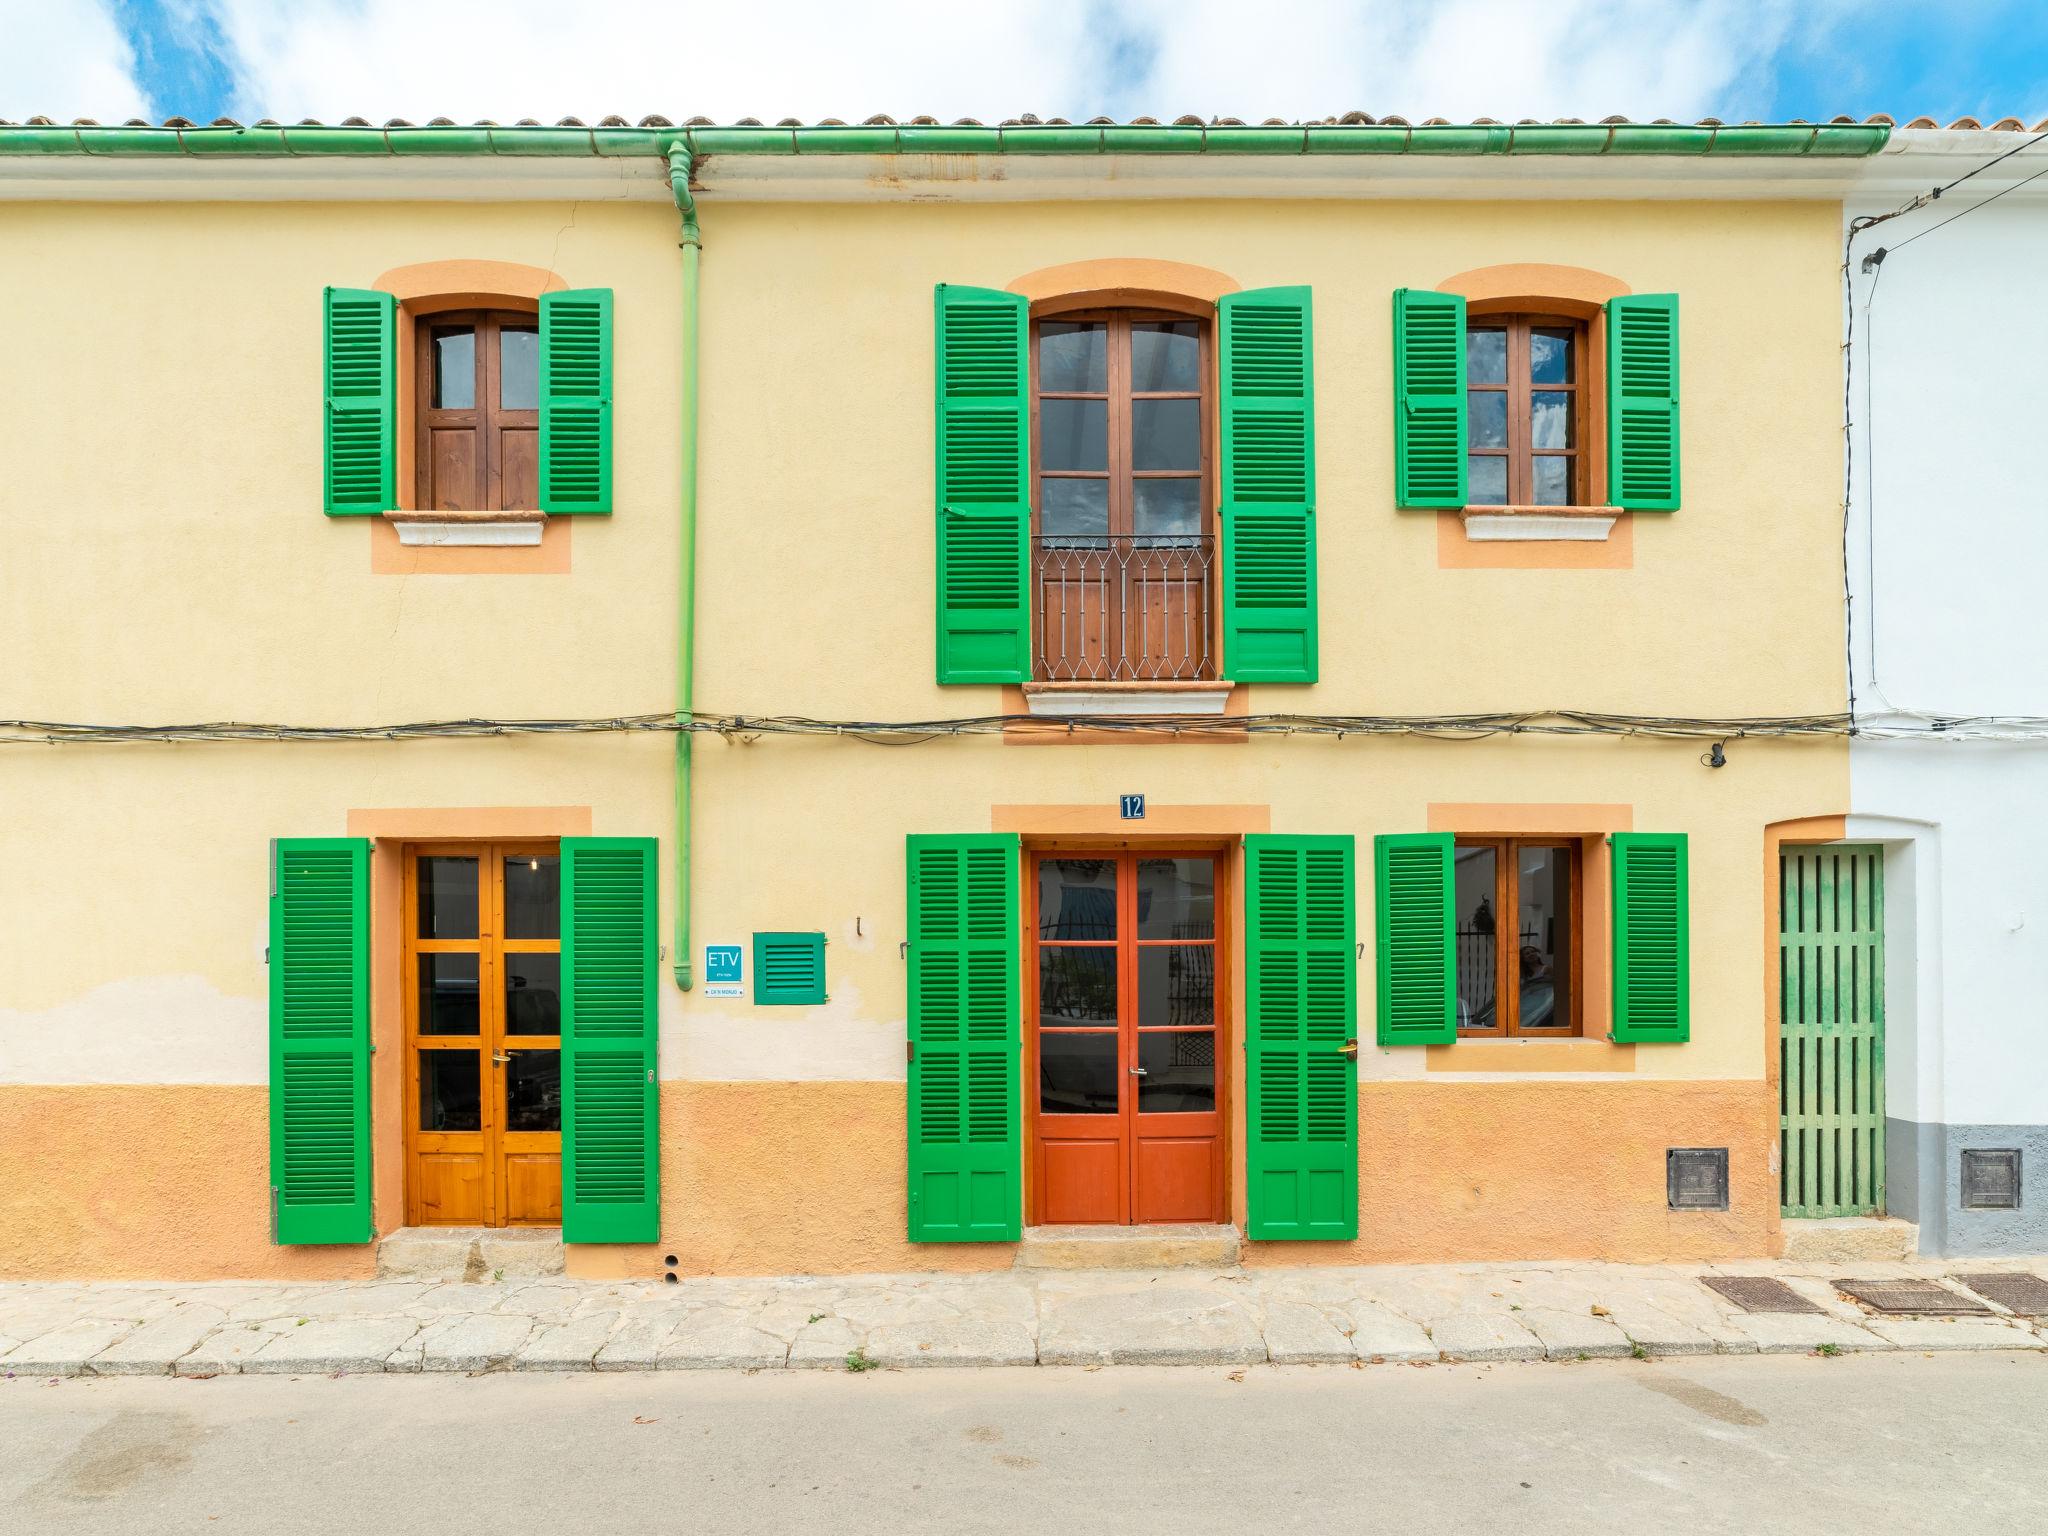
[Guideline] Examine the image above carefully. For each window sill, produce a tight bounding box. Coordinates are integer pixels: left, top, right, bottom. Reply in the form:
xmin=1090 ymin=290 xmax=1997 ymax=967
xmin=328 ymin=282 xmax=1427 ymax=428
xmin=385 ymin=510 xmax=547 ymax=548
xmin=1021 ymin=681 xmax=1233 ymax=718
xmin=1460 ymin=506 xmax=1620 ymax=543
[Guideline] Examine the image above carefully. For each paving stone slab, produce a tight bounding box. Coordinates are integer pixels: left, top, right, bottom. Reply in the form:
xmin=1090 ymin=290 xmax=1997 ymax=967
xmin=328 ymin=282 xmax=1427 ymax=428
xmin=244 ymin=1318 xmax=422 ymax=1375
xmin=91 ymin=1305 xmax=227 ymax=1376
xmin=1427 ymin=1314 xmax=1543 ymax=1363
xmin=1603 ymin=1306 xmax=1720 ymax=1357
xmin=174 ymin=1329 xmax=274 ymax=1377
xmin=657 ymin=1323 xmax=788 ymax=1371
xmin=1339 ymin=1303 xmax=1440 ymax=1364
xmin=3 ymin=1320 xmax=137 ymax=1377
xmin=1260 ymin=1301 xmax=1357 ymax=1366
xmin=593 ymin=1315 xmax=677 ymax=1371
xmin=1517 ymin=1307 xmax=1633 ymax=1361
xmin=864 ymin=1319 xmax=1037 ymax=1369
xmin=417 ymin=1313 xmax=534 ymax=1372
xmin=788 ymin=1317 xmax=866 ymax=1369
xmin=514 ymin=1312 xmax=620 ymax=1372
xmin=1861 ymin=1317 xmax=2047 ymax=1351
xmin=1039 ymin=1285 xmax=1266 ymax=1367
xmin=1725 ymin=1313 xmax=1881 ymax=1355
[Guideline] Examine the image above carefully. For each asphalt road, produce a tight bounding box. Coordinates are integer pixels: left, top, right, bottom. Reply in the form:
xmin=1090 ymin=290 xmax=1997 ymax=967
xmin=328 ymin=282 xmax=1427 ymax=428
xmin=5 ymin=1352 xmax=2046 ymax=1534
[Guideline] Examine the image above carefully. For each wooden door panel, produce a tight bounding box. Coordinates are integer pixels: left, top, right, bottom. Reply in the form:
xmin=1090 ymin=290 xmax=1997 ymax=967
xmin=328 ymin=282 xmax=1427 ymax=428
xmin=427 ymin=426 xmax=481 ymax=511
xmin=502 ymin=1154 xmax=563 ymax=1225
xmin=1133 ymin=1134 xmax=1222 ymax=1223
xmin=412 ymin=1151 xmax=487 ymax=1226
xmin=1038 ymin=1137 xmax=1124 ymax=1224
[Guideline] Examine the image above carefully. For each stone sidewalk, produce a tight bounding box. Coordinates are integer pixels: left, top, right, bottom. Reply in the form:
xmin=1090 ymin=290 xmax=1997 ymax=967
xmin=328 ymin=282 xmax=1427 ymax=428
xmin=5 ymin=1253 xmax=2047 ymax=1378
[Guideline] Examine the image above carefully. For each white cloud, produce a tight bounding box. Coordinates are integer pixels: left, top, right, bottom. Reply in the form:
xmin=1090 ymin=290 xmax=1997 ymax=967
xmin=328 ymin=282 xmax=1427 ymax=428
xmin=0 ymin=0 xmax=152 ymax=121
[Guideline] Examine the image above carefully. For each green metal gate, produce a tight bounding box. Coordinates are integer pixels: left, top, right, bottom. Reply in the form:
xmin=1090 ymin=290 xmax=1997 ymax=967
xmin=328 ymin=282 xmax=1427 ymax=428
xmin=1779 ymin=844 xmax=1886 ymax=1217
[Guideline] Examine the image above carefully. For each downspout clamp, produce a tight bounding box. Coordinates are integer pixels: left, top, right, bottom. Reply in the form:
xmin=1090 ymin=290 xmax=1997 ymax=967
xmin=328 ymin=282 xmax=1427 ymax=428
xmin=669 ymin=145 xmax=701 ymax=991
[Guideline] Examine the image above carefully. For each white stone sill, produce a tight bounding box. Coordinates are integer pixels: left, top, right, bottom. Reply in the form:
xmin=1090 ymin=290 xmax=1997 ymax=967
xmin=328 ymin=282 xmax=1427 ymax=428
xmin=1461 ymin=506 xmax=1620 ymax=542
xmin=385 ymin=511 xmax=546 ymax=547
xmin=1021 ymin=683 xmax=1234 ymax=718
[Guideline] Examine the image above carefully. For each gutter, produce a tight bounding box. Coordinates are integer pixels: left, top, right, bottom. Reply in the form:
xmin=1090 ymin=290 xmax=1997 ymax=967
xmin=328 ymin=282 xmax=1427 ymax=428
xmin=668 ymin=147 xmax=701 ymax=992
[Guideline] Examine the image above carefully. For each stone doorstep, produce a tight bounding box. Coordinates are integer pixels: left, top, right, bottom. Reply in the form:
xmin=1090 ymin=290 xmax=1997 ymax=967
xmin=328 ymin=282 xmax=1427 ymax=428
xmin=1015 ymin=1224 xmax=1243 ymax=1271
xmin=1780 ymin=1218 xmax=1920 ymax=1264
xmin=375 ymin=1227 xmax=565 ymax=1283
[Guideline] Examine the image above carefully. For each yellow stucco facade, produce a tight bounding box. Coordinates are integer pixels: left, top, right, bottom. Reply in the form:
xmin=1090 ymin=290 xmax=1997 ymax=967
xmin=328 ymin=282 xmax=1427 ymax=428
xmin=0 ymin=183 xmax=1847 ymax=1279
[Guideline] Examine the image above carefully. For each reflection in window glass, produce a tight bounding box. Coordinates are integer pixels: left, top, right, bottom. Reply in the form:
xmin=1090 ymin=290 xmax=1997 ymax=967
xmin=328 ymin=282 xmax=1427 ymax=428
xmin=1136 ymin=858 xmax=1214 ymax=938
xmin=1469 ymin=455 xmax=1508 ymax=505
xmin=1132 ymin=480 xmax=1201 ymax=539
xmin=1469 ymin=391 xmax=1507 ymax=449
xmin=1137 ymin=946 xmax=1214 ymax=1028
xmin=1454 ymin=844 xmax=1499 ymax=1031
xmin=500 ymin=326 xmax=539 ymax=410
xmin=1530 ymin=328 xmax=1573 ymax=384
xmin=433 ymin=328 xmax=476 ymax=409
xmin=1516 ymin=846 xmax=1573 ymax=1029
xmin=1039 ymin=1031 xmax=1118 ymax=1114
xmin=1130 ymin=322 xmax=1200 ymax=391
xmin=1042 ymin=478 xmax=1110 ymax=540
xmin=1038 ymin=946 xmax=1117 ymax=1027
xmin=505 ymin=1050 xmax=561 ymax=1132
xmin=418 ymin=857 xmax=479 ymax=939
xmin=1038 ymin=859 xmax=1116 ymax=939
xmin=503 ymin=854 xmax=560 ymax=939
xmin=1467 ymin=328 xmax=1508 ymax=385
xmin=419 ymin=1049 xmax=481 ymax=1132
xmin=417 ymin=953 xmax=481 ymax=1035
xmin=1137 ymin=1030 xmax=1215 ymax=1113
xmin=1038 ymin=322 xmax=1107 ymax=392
xmin=1530 ymin=392 xmax=1572 ymax=450
xmin=1131 ymin=398 xmax=1200 ymax=471
xmin=1040 ymin=398 xmax=1108 ymax=472
xmin=1531 ymin=456 xmax=1570 ymax=506
xmin=505 ymin=952 xmax=562 ymax=1035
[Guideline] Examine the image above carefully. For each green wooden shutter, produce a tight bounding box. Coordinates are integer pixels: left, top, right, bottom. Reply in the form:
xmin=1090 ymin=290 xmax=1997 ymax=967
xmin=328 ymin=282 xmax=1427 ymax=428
xmin=906 ymin=833 xmax=1021 ymax=1241
xmin=1220 ymin=286 xmax=1317 ymax=684
xmin=934 ymin=285 xmax=1030 ymax=684
xmin=322 ymin=287 xmax=394 ymax=516
xmin=268 ymin=837 xmax=372 ymax=1244
xmin=562 ymin=836 xmax=659 ymax=1242
xmin=1392 ymin=288 xmax=1467 ymax=508
xmin=1374 ymin=832 xmax=1457 ymax=1045
xmin=1612 ymin=832 xmax=1690 ymax=1042
xmin=1606 ymin=294 xmax=1680 ymax=511
xmin=540 ymin=288 xmax=614 ymax=513
xmin=1244 ymin=835 xmax=1357 ymax=1240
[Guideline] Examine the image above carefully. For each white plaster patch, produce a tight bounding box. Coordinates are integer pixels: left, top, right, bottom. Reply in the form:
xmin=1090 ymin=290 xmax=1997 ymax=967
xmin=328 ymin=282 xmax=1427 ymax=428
xmin=0 ymin=975 xmax=266 ymax=1085
xmin=659 ymin=980 xmax=907 ymax=1082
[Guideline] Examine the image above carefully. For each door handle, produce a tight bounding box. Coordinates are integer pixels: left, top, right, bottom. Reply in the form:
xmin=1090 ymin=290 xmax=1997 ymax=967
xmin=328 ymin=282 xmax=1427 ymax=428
xmin=1129 ymin=1066 xmax=1148 ymax=1076
xmin=491 ymin=1052 xmax=510 ymax=1066
xmin=1338 ymin=1040 xmax=1358 ymax=1060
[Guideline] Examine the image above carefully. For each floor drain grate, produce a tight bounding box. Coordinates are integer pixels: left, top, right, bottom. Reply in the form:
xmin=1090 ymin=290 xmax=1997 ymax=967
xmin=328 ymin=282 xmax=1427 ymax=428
xmin=1701 ymin=1276 xmax=1823 ymax=1314
xmin=1952 ymin=1273 xmax=2048 ymax=1316
xmin=1835 ymin=1278 xmax=1991 ymax=1315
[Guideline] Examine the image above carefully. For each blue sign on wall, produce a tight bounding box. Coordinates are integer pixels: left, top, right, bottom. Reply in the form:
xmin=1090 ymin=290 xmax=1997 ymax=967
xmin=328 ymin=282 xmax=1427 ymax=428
xmin=705 ymin=945 xmax=743 ymax=985
xmin=1120 ymin=794 xmax=1146 ymax=820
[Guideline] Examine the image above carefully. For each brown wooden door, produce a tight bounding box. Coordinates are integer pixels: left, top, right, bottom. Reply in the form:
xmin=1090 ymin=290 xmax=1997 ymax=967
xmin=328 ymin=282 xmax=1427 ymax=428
xmin=404 ymin=843 xmax=563 ymax=1228
xmin=1029 ymin=852 xmax=1224 ymax=1225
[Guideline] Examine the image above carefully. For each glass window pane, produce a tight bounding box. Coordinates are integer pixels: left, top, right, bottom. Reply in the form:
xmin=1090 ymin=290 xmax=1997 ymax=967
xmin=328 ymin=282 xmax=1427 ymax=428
xmin=1516 ymin=846 xmax=1573 ymax=1030
xmin=1131 ymin=398 xmax=1200 ymax=471
xmin=1469 ymin=455 xmax=1507 ymax=505
xmin=1038 ymin=858 xmax=1117 ymax=939
xmin=1530 ymin=328 xmax=1573 ymax=385
xmin=1039 ymin=1032 xmax=1119 ymax=1114
xmin=1042 ymin=478 xmax=1110 ymax=539
xmin=505 ymin=1049 xmax=561 ymax=1132
xmin=1530 ymin=391 xmax=1572 ymax=450
xmin=1040 ymin=398 xmax=1107 ymax=472
xmin=1531 ymin=456 xmax=1570 ymax=506
xmin=1137 ymin=1031 xmax=1215 ymax=1113
xmin=500 ymin=326 xmax=539 ymax=410
xmin=1469 ymin=391 xmax=1507 ymax=449
xmin=433 ymin=328 xmax=476 ymax=409
xmin=419 ymin=1050 xmax=481 ymax=1132
xmin=417 ymin=953 xmax=480 ymax=1036
xmin=1038 ymin=322 xmax=1106 ymax=393
xmin=1137 ymin=858 xmax=1214 ymax=939
xmin=1467 ymin=328 xmax=1507 ymax=385
xmin=1130 ymin=321 xmax=1200 ymax=392
xmin=505 ymin=952 xmax=562 ymax=1036
xmin=1132 ymin=479 xmax=1201 ymax=540
xmin=1455 ymin=844 xmax=1500 ymax=1031
xmin=504 ymin=854 xmax=560 ymax=939
xmin=1039 ymin=946 xmax=1117 ymax=1027
xmin=418 ymin=856 xmax=479 ymax=939
xmin=1137 ymin=945 xmax=1214 ymax=1028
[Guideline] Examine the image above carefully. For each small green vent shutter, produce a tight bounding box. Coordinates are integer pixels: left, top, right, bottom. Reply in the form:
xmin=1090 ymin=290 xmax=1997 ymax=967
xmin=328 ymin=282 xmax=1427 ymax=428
xmin=1244 ymin=835 xmax=1357 ymax=1240
xmin=1606 ymin=294 xmax=1680 ymax=511
xmin=906 ymin=834 xmax=1021 ymax=1242
xmin=1392 ymin=288 xmax=1467 ymax=508
xmin=562 ymin=836 xmax=659 ymax=1242
xmin=268 ymin=837 xmax=372 ymax=1244
xmin=1612 ymin=832 xmax=1690 ymax=1042
xmin=1374 ymin=832 xmax=1457 ymax=1045
xmin=934 ymin=285 xmax=1030 ymax=685
xmin=753 ymin=931 xmax=827 ymax=1006
xmin=322 ymin=287 xmax=394 ymax=516
xmin=540 ymin=288 xmax=614 ymax=513
xmin=1220 ymin=286 xmax=1317 ymax=684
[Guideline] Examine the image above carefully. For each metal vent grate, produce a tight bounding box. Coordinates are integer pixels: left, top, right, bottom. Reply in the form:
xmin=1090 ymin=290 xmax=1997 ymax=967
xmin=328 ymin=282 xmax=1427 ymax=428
xmin=1961 ymin=1148 xmax=2021 ymax=1211
xmin=1668 ymin=1147 xmax=1730 ymax=1210
xmin=1953 ymin=1272 xmax=2048 ymax=1316
xmin=1702 ymin=1275 xmax=1822 ymax=1314
xmin=1835 ymin=1278 xmax=1990 ymax=1315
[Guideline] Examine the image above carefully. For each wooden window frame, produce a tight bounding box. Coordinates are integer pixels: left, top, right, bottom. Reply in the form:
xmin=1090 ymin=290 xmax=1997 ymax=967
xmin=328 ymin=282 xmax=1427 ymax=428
xmin=1455 ymin=836 xmax=1584 ymax=1039
xmin=1465 ymin=312 xmax=1589 ymax=508
xmin=412 ymin=308 xmax=539 ymax=513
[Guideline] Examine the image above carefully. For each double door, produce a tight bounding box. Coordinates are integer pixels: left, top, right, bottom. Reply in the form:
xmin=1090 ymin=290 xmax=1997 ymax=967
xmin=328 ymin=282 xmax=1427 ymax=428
xmin=1030 ymin=852 xmax=1225 ymax=1224
xmin=404 ymin=843 xmax=563 ymax=1227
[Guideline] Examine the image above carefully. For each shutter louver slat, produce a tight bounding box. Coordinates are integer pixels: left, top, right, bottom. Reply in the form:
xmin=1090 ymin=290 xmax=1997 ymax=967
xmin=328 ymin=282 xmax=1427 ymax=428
xmin=1392 ymin=288 xmax=1467 ymax=508
xmin=1606 ymin=294 xmax=1681 ymax=512
xmin=322 ymin=288 xmax=394 ymax=516
xmin=1613 ymin=832 xmax=1690 ymax=1041
xmin=540 ymin=288 xmax=614 ymax=514
xmin=935 ymin=286 xmax=1030 ymax=684
xmin=1374 ymin=833 xmax=1457 ymax=1045
xmin=753 ymin=931 xmax=827 ymax=1005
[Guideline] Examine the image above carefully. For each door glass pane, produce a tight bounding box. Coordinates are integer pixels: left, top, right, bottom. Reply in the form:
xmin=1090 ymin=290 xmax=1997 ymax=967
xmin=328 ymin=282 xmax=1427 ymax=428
xmin=1132 ymin=479 xmax=1201 ymax=540
xmin=1516 ymin=846 xmax=1573 ymax=1030
xmin=1454 ymin=844 xmax=1500 ymax=1030
xmin=1137 ymin=945 xmax=1214 ymax=1028
xmin=1531 ymin=456 xmax=1570 ymax=506
xmin=1130 ymin=321 xmax=1200 ymax=392
xmin=1039 ymin=1032 xmax=1118 ymax=1114
xmin=417 ymin=953 xmax=480 ymax=1035
xmin=1131 ymin=398 xmax=1199 ymax=471
xmin=1530 ymin=328 xmax=1574 ymax=384
xmin=1042 ymin=478 xmax=1110 ymax=540
xmin=1468 ymin=455 xmax=1507 ymax=505
xmin=500 ymin=326 xmax=539 ymax=410
xmin=418 ymin=856 xmax=479 ymax=939
xmin=1038 ymin=322 xmax=1106 ymax=392
xmin=504 ymin=854 xmax=560 ymax=939
xmin=505 ymin=952 xmax=562 ymax=1035
xmin=1040 ymin=398 xmax=1107 ymax=472
xmin=1038 ymin=946 xmax=1117 ymax=1027
xmin=419 ymin=1050 xmax=481 ymax=1132
xmin=505 ymin=1049 xmax=562 ymax=1132
xmin=1137 ymin=858 xmax=1214 ymax=939
xmin=1530 ymin=392 xmax=1572 ymax=449
xmin=1469 ymin=391 xmax=1507 ymax=449
xmin=432 ymin=328 xmax=476 ymax=409
xmin=1137 ymin=1031 xmax=1215 ymax=1113
xmin=1467 ymin=328 xmax=1507 ymax=385
xmin=1038 ymin=859 xmax=1117 ymax=939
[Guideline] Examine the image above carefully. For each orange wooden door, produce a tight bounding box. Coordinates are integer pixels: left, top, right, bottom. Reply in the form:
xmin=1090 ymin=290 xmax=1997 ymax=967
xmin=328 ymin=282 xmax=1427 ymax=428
xmin=1030 ymin=853 xmax=1224 ymax=1225
xmin=405 ymin=844 xmax=563 ymax=1228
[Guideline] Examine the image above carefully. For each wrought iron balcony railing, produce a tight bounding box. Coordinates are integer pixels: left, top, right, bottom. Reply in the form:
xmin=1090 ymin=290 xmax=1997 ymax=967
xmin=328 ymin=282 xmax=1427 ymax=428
xmin=1033 ymin=535 xmax=1216 ymax=682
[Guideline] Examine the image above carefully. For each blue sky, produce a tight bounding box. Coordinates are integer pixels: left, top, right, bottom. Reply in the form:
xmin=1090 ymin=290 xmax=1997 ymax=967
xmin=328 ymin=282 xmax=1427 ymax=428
xmin=9 ymin=1 xmax=2046 ymax=128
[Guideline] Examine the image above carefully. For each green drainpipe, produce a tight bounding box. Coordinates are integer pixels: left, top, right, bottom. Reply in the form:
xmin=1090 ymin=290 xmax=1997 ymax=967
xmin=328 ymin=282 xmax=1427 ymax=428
xmin=669 ymin=146 xmax=701 ymax=991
